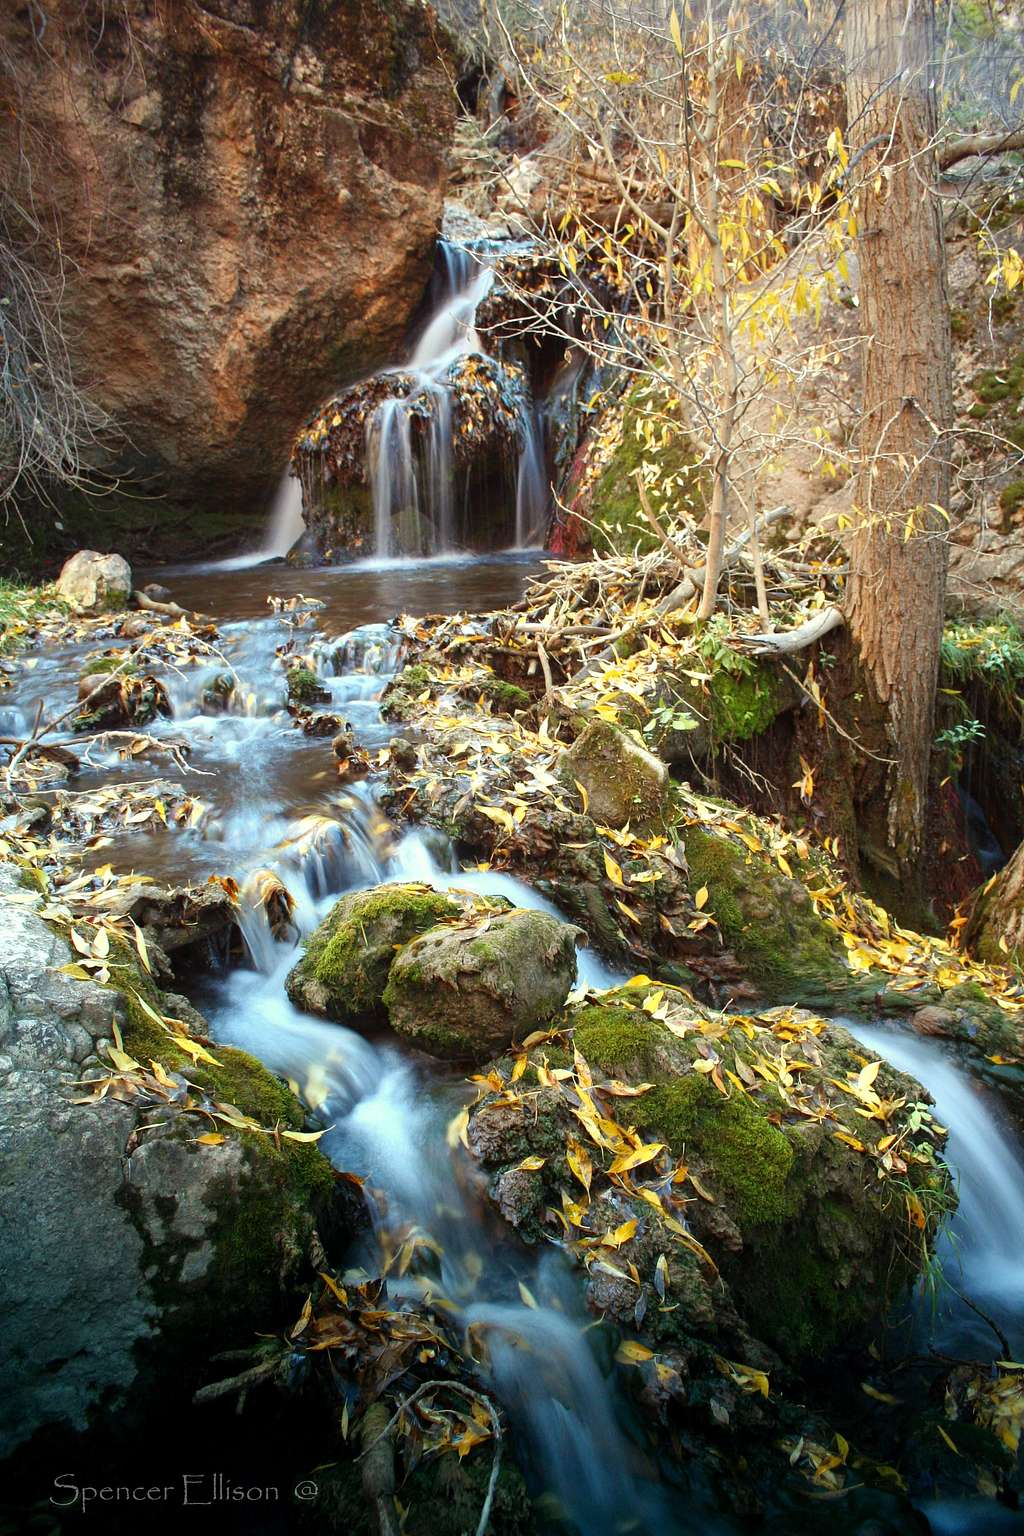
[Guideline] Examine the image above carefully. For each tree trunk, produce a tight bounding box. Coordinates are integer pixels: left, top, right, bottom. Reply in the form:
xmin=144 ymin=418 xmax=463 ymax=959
xmin=843 ymin=0 xmax=952 ymax=881
xmin=965 ymin=840 xmax=1024 ymax=966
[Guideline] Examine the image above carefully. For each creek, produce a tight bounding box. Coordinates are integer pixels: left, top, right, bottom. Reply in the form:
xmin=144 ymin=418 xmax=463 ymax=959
xmin=6 ymin=546 xmax=1024 ymax=1533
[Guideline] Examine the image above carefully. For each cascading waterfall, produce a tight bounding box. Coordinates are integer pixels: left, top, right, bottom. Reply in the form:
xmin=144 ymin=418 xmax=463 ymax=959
xmin=367 ymin=240 xmax=549 ymax=558
xmin=261 ymin=466 xmax=305 ymax=559
xmin=845 ymin=1020 xmax=1024 ymax=1357
xmin=157 ymin=614 xmax=689 ymax=1532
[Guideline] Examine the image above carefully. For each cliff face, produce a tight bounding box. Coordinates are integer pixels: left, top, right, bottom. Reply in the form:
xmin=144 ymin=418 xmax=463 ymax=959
xmin=0 ymin=0 xmax=454 ymax=556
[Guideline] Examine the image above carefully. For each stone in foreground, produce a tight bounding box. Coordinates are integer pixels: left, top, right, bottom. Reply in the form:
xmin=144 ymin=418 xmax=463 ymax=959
xmin=383 ymin=908 xmax=579 ymax=1063
xmin=286 ymin=883 xmax=461 ymax=1023
xmin=558 ymin=719 xmax=669 ymax=830
xmin=56 ymin=550 xmax=132 ymax=613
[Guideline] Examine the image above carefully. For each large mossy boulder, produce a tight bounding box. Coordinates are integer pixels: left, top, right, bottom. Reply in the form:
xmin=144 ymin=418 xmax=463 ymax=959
xmin=558 ymin=719 xmax=669 ymax=831
xmin=468 ymin=985 xmax=951 ymax=1365
xmin=286 ymin=883 xmax=461 ymax=1022
xmin=383 ymin=908 xmax=579 ymax=1063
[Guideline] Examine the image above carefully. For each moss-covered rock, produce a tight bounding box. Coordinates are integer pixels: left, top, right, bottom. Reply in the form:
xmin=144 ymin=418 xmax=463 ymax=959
xmin=581 ymin=386 xmax=709 ymax=556
xmin=383 ymin=908 xmax=579 ymax=1063
xmin=558 ymin=718 xmax=669 ymax=831
xmin=287 ymin=665 xmax=330 ymax=706
xmin=285 ymin=882 xmax=461 ymax=1022
xmin=470 ymin=990 xmax=951 ymax=1364
xmin=682 ymin=825 xmax=847 ymax=1003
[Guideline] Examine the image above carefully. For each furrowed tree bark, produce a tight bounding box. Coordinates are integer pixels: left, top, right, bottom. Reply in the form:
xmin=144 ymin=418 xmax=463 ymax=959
xmin=843 ymin=0 xmax=952 ymax=887
xmin=965 ymin=839 xmax=1024 ymax=967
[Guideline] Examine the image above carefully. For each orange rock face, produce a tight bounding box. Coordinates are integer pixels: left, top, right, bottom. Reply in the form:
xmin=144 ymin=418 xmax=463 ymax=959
xmin=1 ymin=0 xmax=454 ymax=547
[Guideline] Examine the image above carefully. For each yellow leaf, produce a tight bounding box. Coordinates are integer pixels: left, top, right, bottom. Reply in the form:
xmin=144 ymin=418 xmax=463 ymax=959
xmin=937 ymin=1425 xmax=962 ymax=1456
xmin=281 ymin=1127 xmax=330 ymax=1143
xmin=602 ymin=1218 xmax=638 ymax=1248
xmin=616 ymin=1339 xmax=654 ymax=1364
xmin=861 ymin=1383 xmax=900 ymax=1405
xmin=195 ymin=1132 xmax=226 ymax=1146
xmin=608 ymin=1142 xmax=664 ymax=1175
xmin=603 ymin=850 xmax=625 ymax=887
xmin=446 ymin=1105 xmax=470 ymax=1149
xmin=518 ymin=1280 xmax=538 ymax=1309
xmin=669 ymin=5 xmax=683 ymax=55
xmin=573 ymin=778 xmax=590 ymax=814
xmin=515 ymin=1154 xmax=547 ymax=1172
xmin=694 ymin=885 xmax=709 ymax=910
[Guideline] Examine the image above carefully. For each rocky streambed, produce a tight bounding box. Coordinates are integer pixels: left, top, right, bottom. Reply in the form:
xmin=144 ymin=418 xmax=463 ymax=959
xmin=1 ymin=555 xmax=1023 ymax=1535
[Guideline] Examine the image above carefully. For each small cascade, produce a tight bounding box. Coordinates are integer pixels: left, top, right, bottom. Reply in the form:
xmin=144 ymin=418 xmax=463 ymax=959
xmin=260 ymin=467 xmax=305 ymax=559
xmin=515 ymin=403 xmax=547 ymax=547
xmin=365 ymin=240 xmax=549 ymax=558
xmin=846 ymin=1021 xmax=1024 ymax=1355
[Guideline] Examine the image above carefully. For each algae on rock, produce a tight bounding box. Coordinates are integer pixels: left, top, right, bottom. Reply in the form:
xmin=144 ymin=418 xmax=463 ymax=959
xmin=558 ymin=718 xmax=669 ymax=831
xmin=384 ymin=907 xmax=579 ymax=1063
xmin=286 ymin=882 xmax=462 ymax=1022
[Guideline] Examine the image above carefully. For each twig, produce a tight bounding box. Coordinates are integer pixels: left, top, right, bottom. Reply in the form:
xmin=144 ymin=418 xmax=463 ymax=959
xmin=358 ymin=1380 xmax=502 ymax=1536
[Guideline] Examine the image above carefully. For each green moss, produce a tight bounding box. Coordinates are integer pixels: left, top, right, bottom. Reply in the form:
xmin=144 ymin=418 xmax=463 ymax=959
xmin=572 ymin=1004 xmax=666 ymax=1074
xmin=639 ymin=1077 xmax=799 ymax=1227
xmin=971 ymin=352 xmax=1024 ymax=406
xmin=950 ymin=307 xmax=974 ymax=340
xmin=710 ymin=664 xmax=781 ymax=743
xmin=478 ymin=676 xmax=530 ymax=713
xmin=286 ymin=665 xmax=325 ymax=703
xmin=999 ymin=478 xmax=1024 ymax=520
xmin=81 ymin=653 xmax=136 ymax=678
xmin=291 ymin=883 xmax=461 ymax=1020
xmin=587 ymin=385 xmax=709 ymax=556
xmin=681 ymin=826 xmax=844 ymax=1001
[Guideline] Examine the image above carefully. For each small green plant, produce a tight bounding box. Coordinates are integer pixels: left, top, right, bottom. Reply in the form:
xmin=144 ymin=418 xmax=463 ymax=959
xmin=643 ymin=701 xmax=700 ymax=737
xmin=935 ymin=714 xmax=985 ymax=774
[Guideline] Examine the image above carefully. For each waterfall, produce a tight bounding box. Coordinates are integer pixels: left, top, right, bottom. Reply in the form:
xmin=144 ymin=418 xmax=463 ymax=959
xmin=260 ymin=467 xmax=305 ymax=559
xmin=515 ymin=404 xmax=547 ymax=548
xmin=365 ymin=239 xmax=549 ymax=558
xmin=844 ymin=1020 xmax=1024 ymax=1357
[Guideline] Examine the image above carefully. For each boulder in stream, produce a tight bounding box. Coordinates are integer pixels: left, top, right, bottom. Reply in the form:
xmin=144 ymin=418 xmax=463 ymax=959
xmin=286 ymin=882 xmax=462 ymax=1023
xmin=383 ymin=908 xmax=579 ymax=1063
xmin=467 ymin=983 xmax=953 ymax=1364
xmin=56 ymin=550 xmax=132 ymax=614
xmin=557 ymin=719 xmax=669 ymax=830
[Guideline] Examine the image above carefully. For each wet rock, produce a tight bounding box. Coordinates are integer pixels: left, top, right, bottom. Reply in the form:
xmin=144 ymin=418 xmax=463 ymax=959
xmin=99 ymin=879 xmax=239 ymax=958
xmin=383 ymin=908 xmax=579 ymax=1063
xmin=557 ymin=719 xmax=669 ymax=830
xmin=331 ymin=726 xmax=356 ymax=758
xmin=200 ymin=671 xmax=235 ymax=715
xmin=388 ymin=735 xmax=418 ymax=772
xmin=56 ymin=550 xmax=132 ymax=614
xmin=142 ymin=582 xmax=172 ymax=604
xmin=286 ymin=883 xmax=462 ymax=1023
xmin=73 ymin=671 xmax=171 ymax=731
xmin=0 ymin=866 xmax=336 ymax=1455
xmin=287 ymin=665 xmax=330 ymax=707
xmin=467 ymin=987 xmax=952 ymax=1364
xmin=912 ymin=1004 xmax=959 ymax=1037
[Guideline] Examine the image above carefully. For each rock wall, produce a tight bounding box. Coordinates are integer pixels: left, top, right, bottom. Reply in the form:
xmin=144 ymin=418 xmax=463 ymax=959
xmin=0 ymin=0 xmax=455 ymax=557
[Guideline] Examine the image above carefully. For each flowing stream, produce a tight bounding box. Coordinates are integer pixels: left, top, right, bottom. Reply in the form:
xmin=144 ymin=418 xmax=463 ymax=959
xmin=7 ymin=550 xmax=1024 ymax=1532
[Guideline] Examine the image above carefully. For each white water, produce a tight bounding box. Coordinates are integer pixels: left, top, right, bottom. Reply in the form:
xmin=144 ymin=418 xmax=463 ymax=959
xmin=845 ymin=1021 xmax=1024 ymax=1356
xmin=367 ymin=241 xmax=549 ymax=558
xmin=260 ymin=467 xmax=305 ymax=559
xmin=109 ymin=605 xmax=677 ymax=1529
